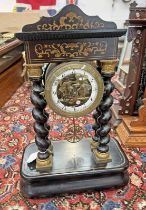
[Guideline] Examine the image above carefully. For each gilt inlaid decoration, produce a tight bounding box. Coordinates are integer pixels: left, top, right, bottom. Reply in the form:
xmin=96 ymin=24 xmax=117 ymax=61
xmin=25 ymin=38 xmax=117 ymax=63
xmin=22 ymin=5 xmax=116 ymax=32
xmin=18 ymin=4 xmax=119 ymax=63
xmin=36 ymin=12 xmax=105 ymax=31
xmin=35 ymin=41 xmax=107 ymax=58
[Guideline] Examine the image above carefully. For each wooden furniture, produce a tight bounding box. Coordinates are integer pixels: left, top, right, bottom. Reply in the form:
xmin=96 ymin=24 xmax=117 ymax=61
xmin=120 ymin=2 xmax=146 ymax=116
xmin=114 ymin=32 xmax=131 ymax=95
xmin=0 ymin=35 xmax=24 ymax=107
xmin=116 ymin=2 xmax=146 ymax=147
xmin=116 ymin=115 xmax=146 ymax=147
xmin=16 ymin=4 xmax=129 ymax=198
xmin=111 ymin=34 xmax=131 ymax=126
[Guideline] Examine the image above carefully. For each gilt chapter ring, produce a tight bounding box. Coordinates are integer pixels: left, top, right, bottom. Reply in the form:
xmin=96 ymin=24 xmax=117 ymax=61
xmin=45 ymin=61 xmax=104 ymax=118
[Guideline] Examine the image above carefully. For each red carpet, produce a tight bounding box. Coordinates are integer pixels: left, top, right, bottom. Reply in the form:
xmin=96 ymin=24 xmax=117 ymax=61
xmin=0 ymin=82 xmax=146 ymax=210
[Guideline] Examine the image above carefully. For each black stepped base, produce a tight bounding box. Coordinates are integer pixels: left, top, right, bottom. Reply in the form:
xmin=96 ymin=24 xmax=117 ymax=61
xmin=20 ymin=139 xmax=129 ymax=198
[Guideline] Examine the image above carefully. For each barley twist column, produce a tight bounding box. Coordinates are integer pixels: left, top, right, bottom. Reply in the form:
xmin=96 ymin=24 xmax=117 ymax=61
xmin=92 ymin=60 xmax=118 ymax=163
xmin=27 ymin=64 xmax=53 ymax=171
xmin=91 ymin=61 xmax=102 ymax=149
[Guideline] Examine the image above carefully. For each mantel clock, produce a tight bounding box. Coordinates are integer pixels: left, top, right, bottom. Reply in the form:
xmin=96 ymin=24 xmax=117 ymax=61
xmin=16 ymin=5 xmax=129 ymax=198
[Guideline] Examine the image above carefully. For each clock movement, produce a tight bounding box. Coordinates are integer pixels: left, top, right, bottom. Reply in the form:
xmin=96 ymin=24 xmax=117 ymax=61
xmin=45 ymin=61 xmax=104 ymax=117
xmin=16 ymin=4 xmax=129 ymax=198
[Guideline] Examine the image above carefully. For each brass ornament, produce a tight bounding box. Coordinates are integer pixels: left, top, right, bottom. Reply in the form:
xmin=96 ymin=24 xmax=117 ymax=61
xmin=92 ymin=150 xmax=112 ymax=163
xmin=36 ymin=155 xmax=53 ymax=171
xmin=90 ymin=139 xmax=99 ymax=150
xmin=100 ymin=59 xmax=118 ymax=74
xmin=26 ymin=64 xmax=43 ymax=79
xmin=64 ymin=118 xmax=83 ymax=143
xmin=45 ymin=62 xmax=104 ymax=118
xmin=95 ymin=151 xmax=110 ymax=159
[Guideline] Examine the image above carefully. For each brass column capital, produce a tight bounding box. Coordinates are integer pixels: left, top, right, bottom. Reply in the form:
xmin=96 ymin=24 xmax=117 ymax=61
xmin=100 ymin=59 xmax=118 ymax=74
xmin=25 ymin=64 xmax=43 ymax=79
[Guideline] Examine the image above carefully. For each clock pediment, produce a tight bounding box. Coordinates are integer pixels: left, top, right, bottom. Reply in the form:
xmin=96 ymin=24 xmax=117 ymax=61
xmin=22 ymin=4 xmax=117 ymax=32
xmin=15 ymin=5 xmax=126 ymax=64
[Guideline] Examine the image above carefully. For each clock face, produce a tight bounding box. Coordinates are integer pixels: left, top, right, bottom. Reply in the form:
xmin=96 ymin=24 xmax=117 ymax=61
xmin=45 ymin=62 xmax=104 ymax=118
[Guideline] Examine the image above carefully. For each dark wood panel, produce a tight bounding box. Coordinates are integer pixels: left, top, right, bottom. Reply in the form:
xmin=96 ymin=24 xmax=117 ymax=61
xmin=0 ymin=39 xmax=23 ymax=57
xmin=119 ymin=5 xmax=146 ymax=116
xmin=0 ymin=59 xmax=24 ymax=108
xmin=22 ymin=5 xmax=117 ymax=32
xmin=25 ymin=38 xmax=118 ymax=63
xmin=0 ymin=50 xmax=22 ymax=74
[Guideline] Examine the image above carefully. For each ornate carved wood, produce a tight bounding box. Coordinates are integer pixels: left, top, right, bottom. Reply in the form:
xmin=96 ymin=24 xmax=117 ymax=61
xmin=116 ymin=2 xmax=146 ymax=147
xmin=119 ymin=3 xmax=146 ymax=115
xmin=129 ymin=1 xmax=146 ymax=22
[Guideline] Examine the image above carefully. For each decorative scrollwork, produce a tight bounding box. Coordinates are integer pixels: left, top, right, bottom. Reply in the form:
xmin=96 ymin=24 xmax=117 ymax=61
xmin=37 ymin=12 xmax=105 ymax=31
xmin=35 ymin=41 xmax=107 ymax=59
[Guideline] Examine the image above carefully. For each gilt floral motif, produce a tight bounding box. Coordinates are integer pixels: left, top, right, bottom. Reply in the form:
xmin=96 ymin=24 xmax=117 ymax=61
xmin=37 ymin=12 xmax=105 ymax=31
xmin=35 ymin=41 xmax=107 ymax=59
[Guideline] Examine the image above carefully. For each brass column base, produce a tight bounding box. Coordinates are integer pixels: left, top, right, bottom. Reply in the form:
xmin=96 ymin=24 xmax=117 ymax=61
xmin=90 ymin=139 xmax=98 ymax=150
xmin=36 ymin=155 xmax=53 ymax=171
xmin=92 ymin=149 xmax=112 ymax=164
xmin=90 ymin=140 xmax=112 ymax=163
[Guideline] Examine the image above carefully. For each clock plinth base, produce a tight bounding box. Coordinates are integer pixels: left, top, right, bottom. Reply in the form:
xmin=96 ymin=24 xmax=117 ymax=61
xmin=20 ymin=139 xmax=129 ymax=198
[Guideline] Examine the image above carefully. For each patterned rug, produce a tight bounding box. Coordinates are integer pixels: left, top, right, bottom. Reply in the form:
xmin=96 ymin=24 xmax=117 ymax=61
xmin=0 ymin=82 xmax=146 ymax=210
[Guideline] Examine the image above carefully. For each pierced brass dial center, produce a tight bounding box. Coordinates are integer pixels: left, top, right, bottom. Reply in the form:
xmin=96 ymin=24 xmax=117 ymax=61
xmin=45 ymin=62 xmax=104 ymax=118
